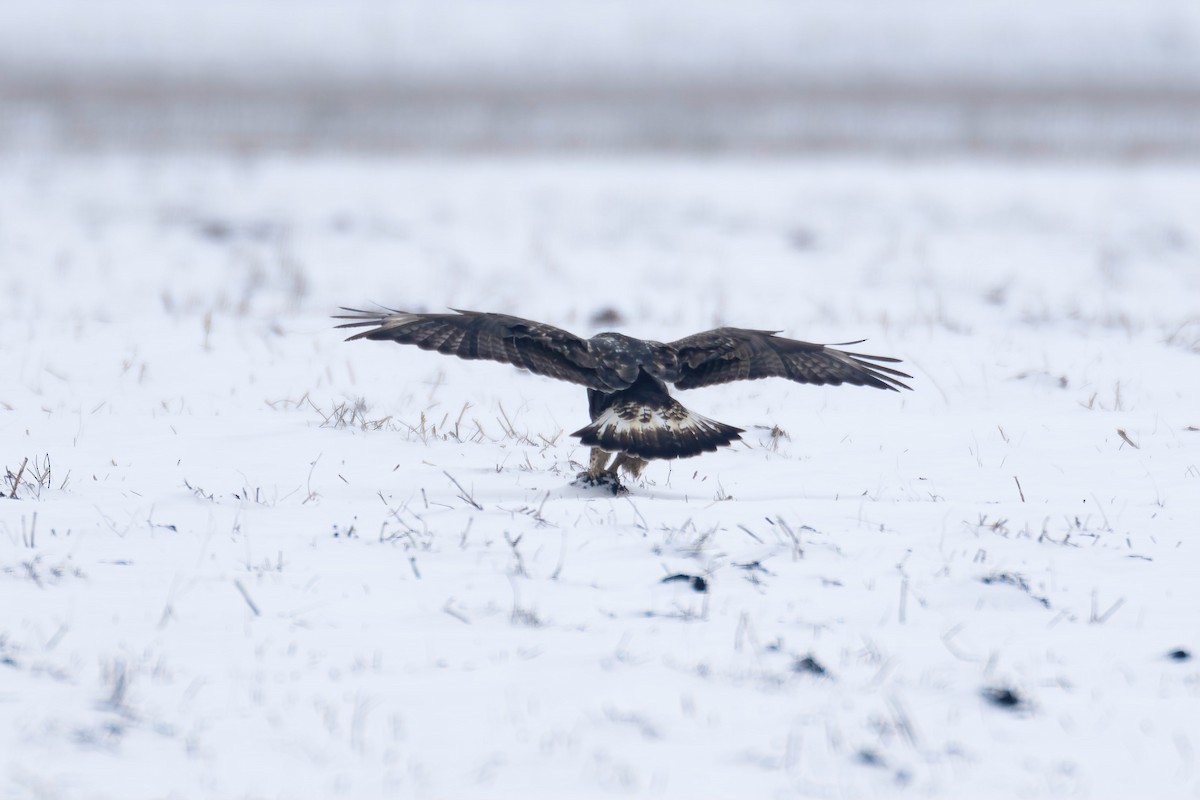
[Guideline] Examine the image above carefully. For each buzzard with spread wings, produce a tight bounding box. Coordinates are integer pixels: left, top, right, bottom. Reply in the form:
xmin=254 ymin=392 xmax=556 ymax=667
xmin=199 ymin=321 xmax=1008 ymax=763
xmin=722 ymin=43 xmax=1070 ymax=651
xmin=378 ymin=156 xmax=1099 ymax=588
xmin=335 ymin=308 xmax=911 ymax=488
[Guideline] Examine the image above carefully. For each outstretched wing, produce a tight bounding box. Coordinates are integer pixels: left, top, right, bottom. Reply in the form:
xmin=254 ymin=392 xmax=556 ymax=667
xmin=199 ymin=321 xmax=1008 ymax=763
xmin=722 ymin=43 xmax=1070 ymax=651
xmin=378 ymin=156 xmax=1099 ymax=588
xmin=667 ymin=327 xmax=912 ymax=392
xmin=334 ymin=308 xmax=608 ymax=388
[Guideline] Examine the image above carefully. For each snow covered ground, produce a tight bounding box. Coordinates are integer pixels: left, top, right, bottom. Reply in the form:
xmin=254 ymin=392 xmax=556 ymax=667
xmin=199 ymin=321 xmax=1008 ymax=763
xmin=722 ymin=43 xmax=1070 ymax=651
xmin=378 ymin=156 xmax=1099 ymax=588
xmin=2 ymin=155 xmax=1199 ymax=798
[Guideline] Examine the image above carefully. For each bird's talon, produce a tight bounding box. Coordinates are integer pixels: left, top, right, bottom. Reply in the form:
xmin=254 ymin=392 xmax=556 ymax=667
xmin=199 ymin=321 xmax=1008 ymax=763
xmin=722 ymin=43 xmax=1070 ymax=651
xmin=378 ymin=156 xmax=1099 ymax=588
xmin=573 ymin=471 xmax=628 ymax=495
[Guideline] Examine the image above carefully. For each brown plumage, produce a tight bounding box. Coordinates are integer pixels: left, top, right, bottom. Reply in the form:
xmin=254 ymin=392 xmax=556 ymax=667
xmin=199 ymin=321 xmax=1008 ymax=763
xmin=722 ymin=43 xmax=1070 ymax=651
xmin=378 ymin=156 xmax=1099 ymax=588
xmin=335 ymin=308 xmax=912 ymax=488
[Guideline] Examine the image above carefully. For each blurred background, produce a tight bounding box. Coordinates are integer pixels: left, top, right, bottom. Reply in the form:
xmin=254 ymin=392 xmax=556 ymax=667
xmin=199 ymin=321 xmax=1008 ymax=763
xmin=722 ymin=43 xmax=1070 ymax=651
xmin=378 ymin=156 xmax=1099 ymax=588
xmin=4 ymin=0 xmax=1200 ymax=157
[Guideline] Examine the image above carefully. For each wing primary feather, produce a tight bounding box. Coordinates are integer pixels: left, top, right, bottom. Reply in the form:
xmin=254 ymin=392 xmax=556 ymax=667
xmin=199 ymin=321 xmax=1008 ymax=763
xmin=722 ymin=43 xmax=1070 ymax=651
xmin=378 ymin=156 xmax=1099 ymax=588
xmin=333 ymin=307 xmax=394 ymax=330
xmin=334 ymin=307 xmax=609 ymax=389
xmin=667 ymin=327 xmax=913 ymax=392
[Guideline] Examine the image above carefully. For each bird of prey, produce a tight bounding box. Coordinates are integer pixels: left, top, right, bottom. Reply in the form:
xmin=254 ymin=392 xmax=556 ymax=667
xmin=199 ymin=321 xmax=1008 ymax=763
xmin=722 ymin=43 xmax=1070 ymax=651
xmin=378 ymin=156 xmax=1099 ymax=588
xmin=335 ymin=308 xmax=912 ymax=491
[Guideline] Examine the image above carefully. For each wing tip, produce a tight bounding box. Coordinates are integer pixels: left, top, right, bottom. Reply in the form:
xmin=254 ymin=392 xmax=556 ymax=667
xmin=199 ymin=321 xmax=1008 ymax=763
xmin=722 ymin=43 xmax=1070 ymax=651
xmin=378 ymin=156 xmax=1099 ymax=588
xmin=829 ymin=342 xmax=914 ymax=391
xmin=332 ymin=305 xmax=414 ymax=340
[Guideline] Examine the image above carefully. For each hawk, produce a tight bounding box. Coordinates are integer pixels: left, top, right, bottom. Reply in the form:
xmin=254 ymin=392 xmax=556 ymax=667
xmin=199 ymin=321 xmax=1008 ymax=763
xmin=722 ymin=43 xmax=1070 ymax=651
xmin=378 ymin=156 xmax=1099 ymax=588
xmin=335 ymin=308 xmax=911 ymax=490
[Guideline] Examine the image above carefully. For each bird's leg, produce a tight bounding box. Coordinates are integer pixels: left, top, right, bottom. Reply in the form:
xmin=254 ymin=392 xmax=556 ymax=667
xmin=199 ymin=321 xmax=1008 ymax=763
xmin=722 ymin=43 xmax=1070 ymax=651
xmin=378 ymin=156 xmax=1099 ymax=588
xmin=588 ymin=447 xmax=612 ymax=477
xmin=609 ymin=453 xmax=647 ymax=480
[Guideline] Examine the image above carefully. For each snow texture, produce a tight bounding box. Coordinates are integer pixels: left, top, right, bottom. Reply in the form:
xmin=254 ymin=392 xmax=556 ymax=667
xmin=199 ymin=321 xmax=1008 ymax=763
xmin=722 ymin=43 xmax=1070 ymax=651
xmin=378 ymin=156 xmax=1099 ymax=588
xmin=2 ymin=155 xmax=1199 ymax=798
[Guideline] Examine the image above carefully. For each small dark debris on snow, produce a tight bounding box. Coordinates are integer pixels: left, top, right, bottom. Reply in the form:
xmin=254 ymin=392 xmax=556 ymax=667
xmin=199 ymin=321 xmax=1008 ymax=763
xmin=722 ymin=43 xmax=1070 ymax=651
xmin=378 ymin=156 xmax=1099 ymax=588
xmin=1013 ymin=370 xmax=1069 ymax=388
xmin=0 ymin=637 xmax=18 ymax=669
xmin=984 ymin=284 xmax=1009 ymax=306
xmin=332 ymin=524 xmax=358 ymax=539
xmin=192 ymin=217 xmax=281 ymax=243
xmin=751 ymin=423 xmax=790 ymax=440
xmin=981 ymin=572 xmax=1051 ymax=608
xmin=981 ymin=686 xmax=1026 ymax=710
xmin=1167 ymin=648 xmax=1192 ymax=661
xmin=791 ymin=655 xmax=829 ymax=677
xmin=855 ymin=749 xmax=885 ymax=767
xmin=1116 ymin=428 xmax=1140 ymax=449
xmin=661 ymin=573 xmax=708 ymax=593
xmin=787 ymin=228 xmax=817 ymax=251
xmin=733 ymin=560 xmax=773 ymax=575
xmin=590 ymin=307 xmax=624 ymax=326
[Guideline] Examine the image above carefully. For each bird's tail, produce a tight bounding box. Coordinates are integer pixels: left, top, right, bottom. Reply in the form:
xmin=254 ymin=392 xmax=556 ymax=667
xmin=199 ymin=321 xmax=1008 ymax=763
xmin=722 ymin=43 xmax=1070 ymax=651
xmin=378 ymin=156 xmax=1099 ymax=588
xmin=572 ymin=396 xmax=742 ymax=460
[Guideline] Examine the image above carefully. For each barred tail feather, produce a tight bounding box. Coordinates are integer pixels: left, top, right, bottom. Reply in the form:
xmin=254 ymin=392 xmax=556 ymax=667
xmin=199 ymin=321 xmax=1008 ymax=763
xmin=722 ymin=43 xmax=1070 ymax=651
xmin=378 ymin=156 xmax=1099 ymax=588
xmin=572 ymin=399 xmax=743 ymax=460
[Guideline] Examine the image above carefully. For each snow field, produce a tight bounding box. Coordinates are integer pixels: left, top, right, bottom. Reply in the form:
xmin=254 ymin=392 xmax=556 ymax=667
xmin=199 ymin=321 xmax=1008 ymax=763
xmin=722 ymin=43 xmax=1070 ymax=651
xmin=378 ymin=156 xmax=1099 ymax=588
xmin=2 ymin=156 xmax=1199 ymax=798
